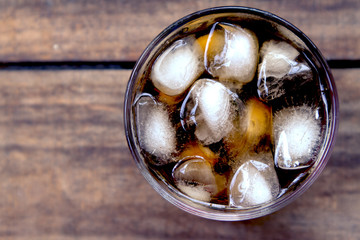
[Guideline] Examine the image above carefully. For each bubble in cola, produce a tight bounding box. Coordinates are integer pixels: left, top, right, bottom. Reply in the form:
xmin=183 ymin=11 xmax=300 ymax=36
xmin=132 ymin=19 xmax=329 ymax=208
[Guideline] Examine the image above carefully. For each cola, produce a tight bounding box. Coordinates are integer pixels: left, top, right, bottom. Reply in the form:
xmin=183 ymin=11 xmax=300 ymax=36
xmin=125 ymin=7 xmax=338 ymax=219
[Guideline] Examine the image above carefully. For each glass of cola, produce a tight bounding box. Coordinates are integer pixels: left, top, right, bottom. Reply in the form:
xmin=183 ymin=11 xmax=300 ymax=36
xmin=124 ymin=6 xmax=338 ymax=221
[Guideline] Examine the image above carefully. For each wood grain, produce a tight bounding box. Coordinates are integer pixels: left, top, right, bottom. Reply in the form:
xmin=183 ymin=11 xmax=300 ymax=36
xmin=0 ymin=0 xmax=359 ymax=62
xmin=0 ymin=69 xmax=358 ymax=240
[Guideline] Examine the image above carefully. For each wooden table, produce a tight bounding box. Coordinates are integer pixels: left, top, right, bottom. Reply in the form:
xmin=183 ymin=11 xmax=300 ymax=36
xmin=0 ymin=1 xmax=359 ymax=239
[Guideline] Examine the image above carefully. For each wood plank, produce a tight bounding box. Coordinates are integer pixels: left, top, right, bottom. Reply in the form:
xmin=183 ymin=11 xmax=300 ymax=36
xmin=0 ymin=68 xmax=358 ymax=239
xmin=0 ymin=0 xmax=359 ymax=62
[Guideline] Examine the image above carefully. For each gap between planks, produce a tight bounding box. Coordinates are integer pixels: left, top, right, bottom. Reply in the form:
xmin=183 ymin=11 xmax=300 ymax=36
xmin=1 ymin=60 xmax=360 ymax=71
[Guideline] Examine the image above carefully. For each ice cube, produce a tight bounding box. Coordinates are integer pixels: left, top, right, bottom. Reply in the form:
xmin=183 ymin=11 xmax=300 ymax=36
xmin=201 ymin=22 xmax=259 ymax=88
xmin=180 ymin=78 xmax=242 ymax=145
xmin=229 ymin=152 xmax=280 ymax=208
xmin=257 ymin=40 xmax=311 ymax=101
xmin=135 ymin=94 xmax=176 ymax=164
xmin=273 ymin=105 xmax=322 ymax=169
xmin=258 ymin=40 xmax=304 ymax=79
xmin=151 ymin=36 xmax=204 ymax=96
xmin=172 ymin=158 xmax=223 ymax=202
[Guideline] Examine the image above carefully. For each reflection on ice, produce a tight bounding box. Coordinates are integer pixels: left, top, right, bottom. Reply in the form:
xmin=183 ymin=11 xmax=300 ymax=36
xmin=229 ymin=152 xmax=280 ymax=208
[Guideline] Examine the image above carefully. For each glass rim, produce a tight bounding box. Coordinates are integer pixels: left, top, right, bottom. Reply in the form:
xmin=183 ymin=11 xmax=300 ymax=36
xmin=124 ymin=6 xmax=339 ymax=221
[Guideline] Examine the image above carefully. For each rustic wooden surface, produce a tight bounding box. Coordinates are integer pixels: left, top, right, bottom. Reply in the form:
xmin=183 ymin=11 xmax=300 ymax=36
xmin=1 ymin=0 xmax=360 ymax=61
xmin=0 ymin=0 xmax=359 ymax=239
